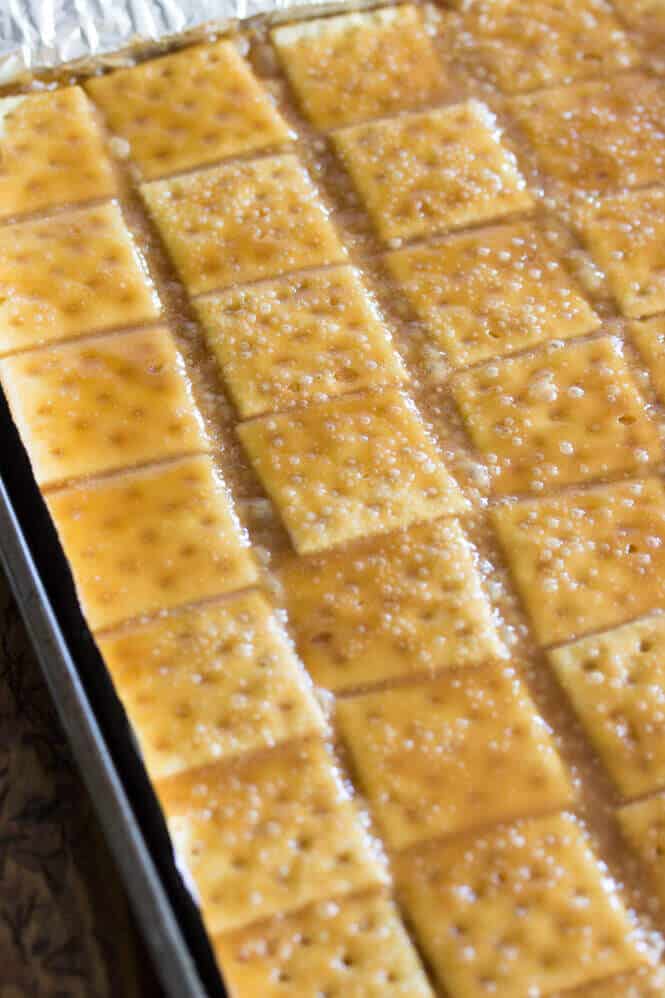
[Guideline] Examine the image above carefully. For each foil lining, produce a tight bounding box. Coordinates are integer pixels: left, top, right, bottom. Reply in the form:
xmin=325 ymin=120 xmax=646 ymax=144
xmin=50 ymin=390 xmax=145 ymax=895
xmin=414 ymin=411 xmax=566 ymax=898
xmin=0 ymin=0 xmax=338 ymax=82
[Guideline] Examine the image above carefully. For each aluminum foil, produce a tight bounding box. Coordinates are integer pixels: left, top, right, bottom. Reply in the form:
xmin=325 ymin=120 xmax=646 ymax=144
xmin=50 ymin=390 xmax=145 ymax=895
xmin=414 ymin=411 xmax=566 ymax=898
xmin=0 ymin=0 xmax=337 ymax=82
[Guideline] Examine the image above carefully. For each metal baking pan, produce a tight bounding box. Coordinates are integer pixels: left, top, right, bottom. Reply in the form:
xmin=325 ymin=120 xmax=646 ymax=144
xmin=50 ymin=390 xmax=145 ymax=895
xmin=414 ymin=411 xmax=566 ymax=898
xmin=0 ymin=389 xmax=227 ymax=998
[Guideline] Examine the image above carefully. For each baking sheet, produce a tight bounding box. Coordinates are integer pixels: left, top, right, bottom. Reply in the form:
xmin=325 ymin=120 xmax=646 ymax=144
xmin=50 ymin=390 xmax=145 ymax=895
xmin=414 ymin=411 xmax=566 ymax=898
xmin=0 ymin=389 xmax=225 ymax=998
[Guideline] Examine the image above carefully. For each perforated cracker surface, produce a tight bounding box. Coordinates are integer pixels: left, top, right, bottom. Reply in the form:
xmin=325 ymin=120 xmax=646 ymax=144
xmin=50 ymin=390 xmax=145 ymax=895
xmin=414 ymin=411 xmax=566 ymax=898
xmin=511 ymin=75 xmax=665 ymax=192
xmin=337 ymin=667 xmax=572 ymax=850
xmin=98 ymin=592 xmax=325 ymax=781
xmin=238 ymin=388 xmax=465 ymax=554
xmin=46 ymin=456 xmax=257 ymax=631
xmin=0 ymin=327 xmax=206 ymax=487
xmin=0 ymin=202 xmax=159 ymax=355
xmin=398 ymin=813 xmax=643 ymax=998
xmin=493 ymin=479 xmax=665 ymax=645
xmin=272 ymin=5 xmax=446 ymax=129
xmin=195 ymin=266 xmax=405 ymax=418
xmin=142 ymin=155 xmax=345 ymax=295
xmin=333 ymin=101 xmax=532 ymax=243
xmin=577 ymin=188 xmax=665 ymax=319
xmin=0 ymin=88 xmax=115 ymax=220
xmin=458 ymin=0 xmax=637 ymax=94
xmin=454 ymin=337 xmax=660 ymax=496
xmin=160 ymin=738 xmax=387 ymax=933
xmin=619 ymin=795 xmax=665 ymax=907
xmin=279 ymin=518 xmax=505 ymax=691
xmin=215 ymin=892 xmax=434 ymax=997
xmin=550 ymin=615 xmax=665 ymax=798
xmin=386 ymin=222 xmax=599 ymax=369
xmin=86 ymin=40 xmax=290 ymax=180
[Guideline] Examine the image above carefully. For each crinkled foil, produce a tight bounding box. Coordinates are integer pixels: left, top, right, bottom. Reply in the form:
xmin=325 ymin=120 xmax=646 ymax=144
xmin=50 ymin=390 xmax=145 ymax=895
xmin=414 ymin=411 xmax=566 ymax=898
xmin=0 ymin=0 xmax=346 ymax=83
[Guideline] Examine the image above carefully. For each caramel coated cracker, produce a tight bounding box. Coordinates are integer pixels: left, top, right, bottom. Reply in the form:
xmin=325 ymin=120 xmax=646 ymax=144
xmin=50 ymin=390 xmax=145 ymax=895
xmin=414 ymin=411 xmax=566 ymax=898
xmin=160 ymin=738 xmax=387 ymax=933
xmin=398 ymin=813 xmax=644 ymax=997
xmin=87 ymin=40 xmax=290 ymax=180
xmin=550 ymin=614 xmax=665 ymax=798
xmin=0 ymin=202 xmax=159 ymax=355
xmin=576 ymin=188 xmax=665 ymax=319
xmin=47 ymin=455 xmax=257 ymax=631
xmin=454 ymin=337 xmax=659 ymax=495
xmin=195 ymin=266 xmax=405 ymax=418
xmin=272 ymin=5 xmax=446 ymax=129
xmin=98 ymin=591 xmax=325 ymax=780
xmin=386 ymin=222 xmax=599 ymax=369
xmin=142 ymin=154 xmax=344 ymax=295
xmin=334 ymin=101 xmax=532 ymax=242
xmin=512 ymin=75 xmax=665 ymax=192
xmin=0 ymin=88 xmax=115 ymax=219
xmin=0 ymin=326 xmax=206 ymax=486
xmin=493 ymin=479 xmax=665 ymax=645
xmin=337 ymin=666 xmax=572 ymax=850
xmin=238 ymin=388 xmax=465 ymax=554
xmin=215 ymin=891 xmax=433 ymax=997
xmin=280 ymin=518 xmax=505 ymax=691
xmin=458 ymin=0 xmax=637 ymax=94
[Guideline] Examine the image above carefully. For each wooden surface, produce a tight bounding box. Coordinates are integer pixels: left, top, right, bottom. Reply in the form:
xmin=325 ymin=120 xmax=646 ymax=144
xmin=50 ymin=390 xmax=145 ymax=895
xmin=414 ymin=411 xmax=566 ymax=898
xmin=0 ymin=571 xmax=161 ymax=998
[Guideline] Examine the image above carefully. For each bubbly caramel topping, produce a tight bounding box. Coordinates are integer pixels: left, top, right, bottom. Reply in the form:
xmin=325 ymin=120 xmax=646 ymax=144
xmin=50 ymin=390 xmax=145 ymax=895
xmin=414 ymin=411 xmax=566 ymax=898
xmin=195 ymin=266 xmax=406 ymax=418
xmin=238 ymin=388 xmax=466 ymax=554
xmin=550 ymin=614 xmax=665 ymax=798
xmin=142 ymin=155 xmax=345 ymax=295
xmin=159 ymin=738 xmax=387 ymax=933
xmin=86 ymin=40 xmax=290 ymax=180
xmin=334 ymin=101 xmax=532 ymax=242
xmin=456 ymin=0 xmax=637 ymax=94
xmin=98 ymin=592 xmax=325 ymax=781
xmin=0 ymin=202 xmax=159 ymax=355
xmin=398 ymin=813 xmax=644 ymax=998
xmin=454 ymin=336 xmax=661 ymax=496
xmin=512 ymin=75 xmax=665 ymax=193
xmin=215 ymin=891 xmax=434 ymax=997
xmin=273 ymin=5 xmax=446 ymax=129
xmin=279 ymin=517 xmax=505 ymax=691
xmin=0 ymin=88 xmax=115 ymax=219
xmin=386 ymin=221 xmax=599 ymax=369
